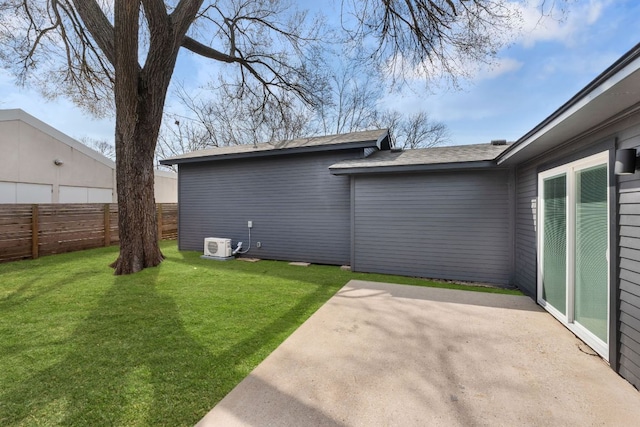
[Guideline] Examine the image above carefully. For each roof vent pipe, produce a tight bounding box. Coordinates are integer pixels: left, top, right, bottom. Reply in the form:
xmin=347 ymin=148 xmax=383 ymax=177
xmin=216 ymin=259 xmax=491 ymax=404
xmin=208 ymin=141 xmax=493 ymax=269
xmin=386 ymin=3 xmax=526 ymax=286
xmin=491 ymin=140 xmax=507 ymax=146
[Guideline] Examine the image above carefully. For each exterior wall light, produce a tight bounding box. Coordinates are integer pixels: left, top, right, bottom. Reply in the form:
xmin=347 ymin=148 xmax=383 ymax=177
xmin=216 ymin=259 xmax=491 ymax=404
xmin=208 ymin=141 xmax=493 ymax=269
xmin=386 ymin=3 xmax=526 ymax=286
xmin=53 ymin=159 xmax=64 ymax=166
xmin=615 ymin=149 xmax=637 ymax=175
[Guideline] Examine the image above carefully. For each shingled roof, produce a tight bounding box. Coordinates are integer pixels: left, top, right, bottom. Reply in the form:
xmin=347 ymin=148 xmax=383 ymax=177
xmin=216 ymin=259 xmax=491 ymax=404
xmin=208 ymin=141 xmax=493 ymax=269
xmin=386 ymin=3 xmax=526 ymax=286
xmin=160 ymin=129 xmax=390 ymax=165
xmin=329 ymin=143 xmax=510 ymax=174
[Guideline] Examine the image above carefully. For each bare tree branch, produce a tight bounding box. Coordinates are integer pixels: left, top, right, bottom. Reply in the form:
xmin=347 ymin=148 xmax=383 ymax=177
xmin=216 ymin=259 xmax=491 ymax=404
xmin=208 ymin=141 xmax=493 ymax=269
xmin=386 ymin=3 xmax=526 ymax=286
xmin=343 ymin=0 xmax=521 ymax=86
xmin=396 ymin=111 xmax=449 ymax=149
xmin=71 ymin=0 xmax=115 ymax=65
xmin=181 ymin=35 xmax=239 ymax=62
xmin=170 ymin=0 xmax=204 ymax=43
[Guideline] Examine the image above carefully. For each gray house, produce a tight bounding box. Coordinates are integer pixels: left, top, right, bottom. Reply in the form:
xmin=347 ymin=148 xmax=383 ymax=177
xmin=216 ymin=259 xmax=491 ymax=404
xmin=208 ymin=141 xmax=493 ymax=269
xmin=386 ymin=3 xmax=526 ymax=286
xmin=164 ymin=130 xmax=391 ymax=266
xmin=162 ymin=43 xmax=640 ymax=390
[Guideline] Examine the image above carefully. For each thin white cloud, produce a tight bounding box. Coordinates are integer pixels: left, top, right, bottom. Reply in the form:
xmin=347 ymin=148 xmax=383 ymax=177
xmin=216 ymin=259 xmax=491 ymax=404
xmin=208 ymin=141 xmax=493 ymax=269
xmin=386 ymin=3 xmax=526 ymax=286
xmin=512 ymin=0 xmax=609 ymax=48
xmin=530 ymin=49 xmax=622 ymax=81
xmin=474 ymin=58 xmax=524 ymax=81
xmin=382 ymin=52 xmax=523 ymax=87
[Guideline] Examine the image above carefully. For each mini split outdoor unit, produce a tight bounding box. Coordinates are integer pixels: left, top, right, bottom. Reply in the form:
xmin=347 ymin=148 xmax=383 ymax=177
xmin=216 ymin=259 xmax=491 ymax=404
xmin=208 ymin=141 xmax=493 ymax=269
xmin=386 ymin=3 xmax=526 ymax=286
xmin=204 ymin=237 xmax=232 ymax=258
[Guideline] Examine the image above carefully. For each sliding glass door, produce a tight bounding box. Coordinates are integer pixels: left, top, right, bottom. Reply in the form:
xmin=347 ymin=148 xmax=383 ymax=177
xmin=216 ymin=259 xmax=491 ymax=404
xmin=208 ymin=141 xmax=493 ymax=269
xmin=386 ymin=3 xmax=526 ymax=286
xmin=538 ymin=152 xmax=609 ymax=359
xmin=574 ymin=164 xmax=608 ymax=343
xmin=542 ymin=174 xmax=567 ymax=315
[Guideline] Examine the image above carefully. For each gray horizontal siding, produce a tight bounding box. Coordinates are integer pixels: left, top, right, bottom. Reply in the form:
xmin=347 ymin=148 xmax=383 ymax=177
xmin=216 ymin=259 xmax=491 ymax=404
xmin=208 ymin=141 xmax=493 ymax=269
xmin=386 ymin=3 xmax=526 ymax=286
xmin=177 ymin=150 xmax=358 ymax=265
xmin=352 ymin=170 xmax=512 ymax=284
xmin=514 ymin=162 xmax=538 ymax=296
xmin=617 ymin=121 xmax=640 ymax=389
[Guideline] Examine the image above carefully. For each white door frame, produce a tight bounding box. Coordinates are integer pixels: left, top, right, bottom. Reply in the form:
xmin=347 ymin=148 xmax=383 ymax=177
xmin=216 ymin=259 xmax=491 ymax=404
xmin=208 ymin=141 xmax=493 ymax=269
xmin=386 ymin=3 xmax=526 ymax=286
xmin=537 ymin=151 xmax=610 ymax=360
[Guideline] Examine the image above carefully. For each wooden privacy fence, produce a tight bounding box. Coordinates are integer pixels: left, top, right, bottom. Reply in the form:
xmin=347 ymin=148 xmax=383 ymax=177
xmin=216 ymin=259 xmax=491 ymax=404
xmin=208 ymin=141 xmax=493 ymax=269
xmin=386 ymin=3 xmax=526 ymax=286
xmin=0 ymin=203 xmax=177 ymax=263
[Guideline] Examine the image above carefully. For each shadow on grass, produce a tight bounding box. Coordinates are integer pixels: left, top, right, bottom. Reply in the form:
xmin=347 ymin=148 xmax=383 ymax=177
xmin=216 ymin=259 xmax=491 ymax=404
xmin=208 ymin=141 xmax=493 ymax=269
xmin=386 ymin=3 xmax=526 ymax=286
xmin=0 ymin=245 xmax=118 ymax=273
xmin=1 ymin=262 xmax=336 ymax=426
xmin=0 ymin=269 xmax=107 ymax=312
xmin=0 ymin=246 xmax=118 ymax=307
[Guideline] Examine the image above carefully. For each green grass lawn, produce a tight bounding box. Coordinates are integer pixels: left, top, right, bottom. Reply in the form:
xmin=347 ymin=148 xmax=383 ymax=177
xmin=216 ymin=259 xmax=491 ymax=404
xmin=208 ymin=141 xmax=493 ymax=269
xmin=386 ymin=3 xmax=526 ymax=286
xmin=0 ymin=241 xmax=520 ymax=426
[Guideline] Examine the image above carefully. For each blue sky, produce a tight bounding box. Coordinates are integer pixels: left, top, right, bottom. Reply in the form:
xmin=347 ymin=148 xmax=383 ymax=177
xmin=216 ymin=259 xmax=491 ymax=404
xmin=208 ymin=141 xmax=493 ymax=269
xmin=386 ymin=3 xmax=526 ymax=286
xmin=0 ymin=0 xmax=639 ymax=147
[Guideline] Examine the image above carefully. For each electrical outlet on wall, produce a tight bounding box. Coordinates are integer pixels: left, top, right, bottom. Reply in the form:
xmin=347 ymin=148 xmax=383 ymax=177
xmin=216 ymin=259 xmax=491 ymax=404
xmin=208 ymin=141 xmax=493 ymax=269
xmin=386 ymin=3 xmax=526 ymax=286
xmin=256 ymin=242 xmax=261 ymax=248
xmin=248 ymin=221 xmax=253 ymax=228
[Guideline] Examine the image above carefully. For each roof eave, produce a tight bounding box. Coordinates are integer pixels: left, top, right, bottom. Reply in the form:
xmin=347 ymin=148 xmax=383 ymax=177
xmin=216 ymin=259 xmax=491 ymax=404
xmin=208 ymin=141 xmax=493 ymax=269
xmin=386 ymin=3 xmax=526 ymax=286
xmin=160 ymin=139 xmax=382 ymax=166
xmin=329 ymin=160 xmax=498 ymax=175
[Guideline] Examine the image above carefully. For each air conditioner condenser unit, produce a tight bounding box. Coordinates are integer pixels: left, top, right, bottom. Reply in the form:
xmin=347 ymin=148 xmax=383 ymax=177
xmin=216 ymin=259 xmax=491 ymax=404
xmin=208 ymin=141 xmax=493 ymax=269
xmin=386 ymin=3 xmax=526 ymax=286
xmin=203 ymin=237 xmax=232 ymax=259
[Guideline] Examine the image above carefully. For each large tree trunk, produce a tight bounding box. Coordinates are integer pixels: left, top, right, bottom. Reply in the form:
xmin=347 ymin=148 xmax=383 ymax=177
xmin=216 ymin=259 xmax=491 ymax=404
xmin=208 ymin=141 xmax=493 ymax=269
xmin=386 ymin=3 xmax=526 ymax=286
xmin=112 ymin=73 xmax=175 ymax=274
xmin=111 ymin=109 xmax=164 ymax=274
xmin=110 ymin=0 xmax=177 ymax=274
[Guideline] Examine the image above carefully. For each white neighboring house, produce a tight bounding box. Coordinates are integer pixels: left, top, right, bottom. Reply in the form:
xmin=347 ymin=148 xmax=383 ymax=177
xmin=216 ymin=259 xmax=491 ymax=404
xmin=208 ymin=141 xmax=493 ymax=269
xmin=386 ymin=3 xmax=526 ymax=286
xmin=0 ymin=109 xmax=177 ymax=204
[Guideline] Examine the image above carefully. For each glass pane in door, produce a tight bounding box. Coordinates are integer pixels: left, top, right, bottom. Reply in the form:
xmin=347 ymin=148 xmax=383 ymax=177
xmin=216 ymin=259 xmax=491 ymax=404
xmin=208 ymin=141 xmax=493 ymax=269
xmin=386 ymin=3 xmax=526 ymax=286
xmin=542 ymin=175 xmax=567 ymax=315
xmin=575 ymin=165 xmax=608 ymax=342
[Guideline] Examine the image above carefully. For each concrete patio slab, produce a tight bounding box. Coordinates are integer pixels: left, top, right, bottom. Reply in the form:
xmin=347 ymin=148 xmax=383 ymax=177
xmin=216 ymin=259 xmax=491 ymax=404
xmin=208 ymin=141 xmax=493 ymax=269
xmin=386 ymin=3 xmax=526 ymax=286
xmin=196 ymin=280 xmax=640 ymax=426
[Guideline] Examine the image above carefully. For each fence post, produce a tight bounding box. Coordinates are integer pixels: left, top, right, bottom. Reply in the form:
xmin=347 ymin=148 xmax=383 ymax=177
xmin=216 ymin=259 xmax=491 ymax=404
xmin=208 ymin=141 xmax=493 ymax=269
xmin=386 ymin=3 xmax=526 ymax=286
xmin=157 ymin=204 xmax=163 ymax=240
xmin=31 ymin=204 xmax=39 ymax=259
xmin=104 ymin=204 xmax=111 ymax=246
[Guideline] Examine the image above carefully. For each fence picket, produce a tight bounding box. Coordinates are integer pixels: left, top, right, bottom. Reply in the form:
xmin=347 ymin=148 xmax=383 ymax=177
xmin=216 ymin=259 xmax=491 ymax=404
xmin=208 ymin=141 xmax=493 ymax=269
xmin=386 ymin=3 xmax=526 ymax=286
xmin=31 ymin=205 xmax=39 ymax=259
xmin=0 ymin=203 xmax=177 ymax=263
